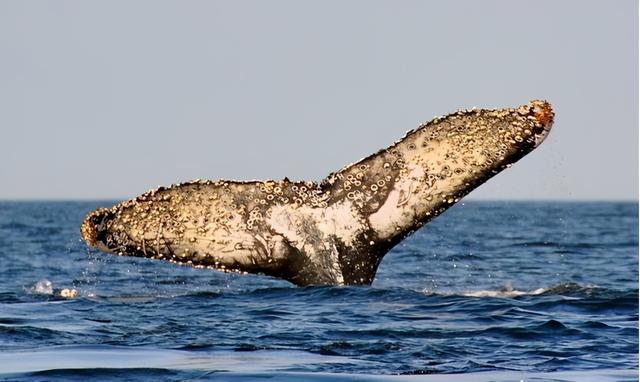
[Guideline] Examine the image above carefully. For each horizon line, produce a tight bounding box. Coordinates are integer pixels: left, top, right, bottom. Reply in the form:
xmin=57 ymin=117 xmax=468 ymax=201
xmin=0 ymin=197 xmax=637 ymax=203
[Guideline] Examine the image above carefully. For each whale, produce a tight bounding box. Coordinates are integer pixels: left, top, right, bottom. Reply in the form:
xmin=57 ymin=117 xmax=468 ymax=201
xmin=81 ymin=100 xmax=554 ymax=286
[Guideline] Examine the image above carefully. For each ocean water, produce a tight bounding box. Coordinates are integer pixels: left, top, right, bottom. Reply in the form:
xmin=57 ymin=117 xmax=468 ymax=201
xmin=0 ymin=201 xmax=637 ymax=382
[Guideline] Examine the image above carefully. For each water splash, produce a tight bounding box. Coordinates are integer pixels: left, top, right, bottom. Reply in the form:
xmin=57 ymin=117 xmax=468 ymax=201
xmin=29 ymin=279 xmax=53 ymax=295
xmin=28 ymin=279 xmax=77 ymax=299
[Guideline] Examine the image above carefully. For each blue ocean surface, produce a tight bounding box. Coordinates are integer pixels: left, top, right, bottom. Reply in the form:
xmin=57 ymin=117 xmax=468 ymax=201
xmin=0 ymin=201 xmax=637 ymax=382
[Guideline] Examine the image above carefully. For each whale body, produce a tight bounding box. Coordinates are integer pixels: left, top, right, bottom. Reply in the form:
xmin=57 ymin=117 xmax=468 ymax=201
xmin=81 ymin=100 xmax=554 ymax=286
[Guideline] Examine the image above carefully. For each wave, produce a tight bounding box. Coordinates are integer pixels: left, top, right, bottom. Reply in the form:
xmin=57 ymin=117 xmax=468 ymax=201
xmin=435 ymin=283 xmax=632 ymax=299
xmin=17 ymin=277 xmax=638 ymax=305
xmin=0 ymin=346 xmax=355 ymax=375
xmin=460 ymin=287 xmax=547 ymax=298
xmin=9 ymin=369 xmax=640 ymax=382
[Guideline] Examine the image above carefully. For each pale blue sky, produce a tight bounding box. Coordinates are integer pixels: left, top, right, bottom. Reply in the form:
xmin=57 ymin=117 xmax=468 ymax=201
xmin=0 ymin=0 xmax=637 ymax=200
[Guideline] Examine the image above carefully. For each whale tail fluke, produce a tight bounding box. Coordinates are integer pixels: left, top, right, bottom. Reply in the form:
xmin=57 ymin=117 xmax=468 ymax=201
xmin=81 ymin=100 xmax=554 ymax=286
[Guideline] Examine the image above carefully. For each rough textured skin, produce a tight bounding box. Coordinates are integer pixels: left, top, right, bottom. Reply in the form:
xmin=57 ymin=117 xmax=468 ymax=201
xmin=81 ymin=100 xmax=554 ymax=286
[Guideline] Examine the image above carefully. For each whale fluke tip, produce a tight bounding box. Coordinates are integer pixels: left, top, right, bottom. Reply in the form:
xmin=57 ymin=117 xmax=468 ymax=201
xmin=81 ymin=208 xmax=110 ymax=247
xmin=527 ymin=100 xmax=554 ymax=147
xmin=529 ymin=100 xmax=554 ymax=128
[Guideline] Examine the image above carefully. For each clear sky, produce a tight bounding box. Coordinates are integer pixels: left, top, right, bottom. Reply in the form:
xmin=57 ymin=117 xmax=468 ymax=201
xmin=0 ymin=0 xmax=637 ymax=200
